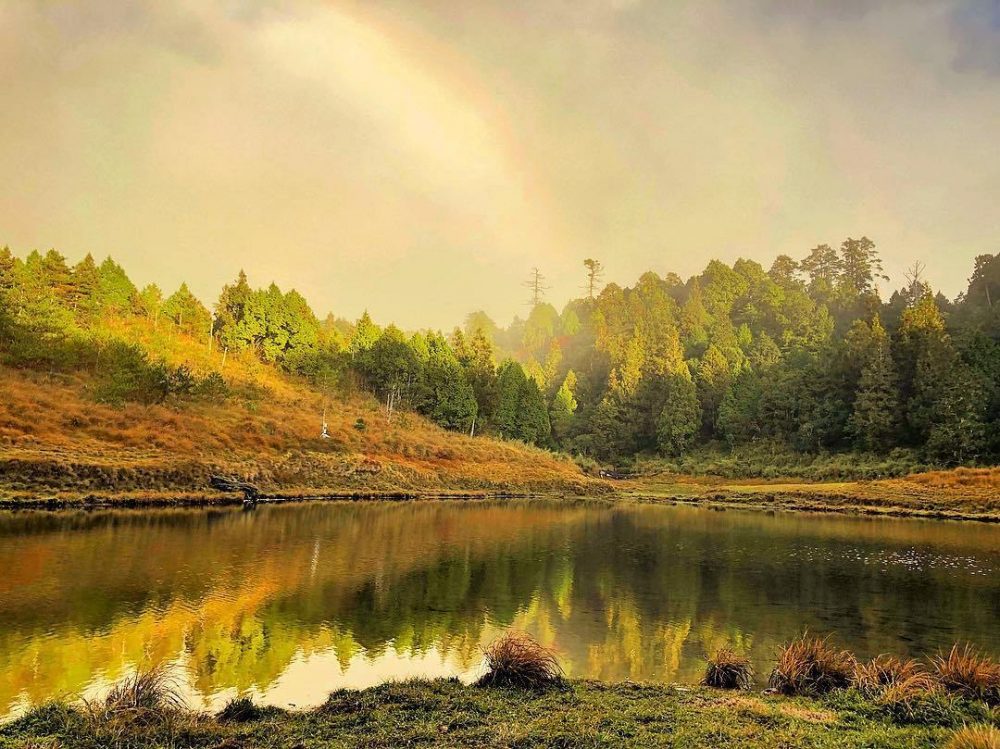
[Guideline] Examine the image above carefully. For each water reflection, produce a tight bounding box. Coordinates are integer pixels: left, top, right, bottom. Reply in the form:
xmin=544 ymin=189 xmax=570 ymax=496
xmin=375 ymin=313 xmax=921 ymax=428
xmin=1 ymin=501 xmax=998 ymax=718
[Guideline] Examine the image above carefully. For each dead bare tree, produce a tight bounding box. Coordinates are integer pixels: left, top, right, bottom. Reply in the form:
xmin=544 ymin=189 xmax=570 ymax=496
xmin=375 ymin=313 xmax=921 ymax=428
xmin=523 ymin=267 xmax=550 ymax=307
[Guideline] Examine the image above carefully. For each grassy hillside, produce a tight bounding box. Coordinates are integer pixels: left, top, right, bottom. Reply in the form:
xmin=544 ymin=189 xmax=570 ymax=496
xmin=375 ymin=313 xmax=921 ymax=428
xmin=0 ymin=321 xmax=601 ymax=502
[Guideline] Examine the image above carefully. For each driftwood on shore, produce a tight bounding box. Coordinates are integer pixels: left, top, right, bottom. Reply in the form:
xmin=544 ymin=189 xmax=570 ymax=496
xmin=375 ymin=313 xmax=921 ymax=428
xmin=209 ymin=475 xmax=261 ymax=502
xmin=598 ymin=469 xmax=632 ymax=480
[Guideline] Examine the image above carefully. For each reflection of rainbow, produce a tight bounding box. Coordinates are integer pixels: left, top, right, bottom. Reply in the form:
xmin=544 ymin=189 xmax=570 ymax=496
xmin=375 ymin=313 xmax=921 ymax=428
xmin=254 ymin=2 xmax=561 ymax=262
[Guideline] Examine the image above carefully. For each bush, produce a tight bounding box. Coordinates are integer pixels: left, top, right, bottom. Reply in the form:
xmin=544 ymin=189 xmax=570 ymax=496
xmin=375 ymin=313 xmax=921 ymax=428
xmin=476 ymin=632 xmax=563 ymax=690
xmin=933 ymin=644 xmax=1000 ymax=705
xmin=768 ymin=635 xmax=856 ymax=696
xmin=193 ymin=371 xmax=230 ymax=402
xmin=947 ymin=725 xmax=1000 ymax=749
xmin=702 ymin=647 xmax=754 ymax=690
xmin=94 ymin=341 xmax=171 ymax=406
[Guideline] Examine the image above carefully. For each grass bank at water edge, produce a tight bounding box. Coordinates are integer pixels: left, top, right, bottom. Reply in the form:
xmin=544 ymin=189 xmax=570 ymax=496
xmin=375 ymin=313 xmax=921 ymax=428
xmin=4 ymin=677 xmax=999 ymax=749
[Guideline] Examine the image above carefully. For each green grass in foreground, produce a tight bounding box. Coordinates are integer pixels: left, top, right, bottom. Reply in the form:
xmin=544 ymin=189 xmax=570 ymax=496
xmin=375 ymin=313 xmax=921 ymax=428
xmin=4 ymin=678 xmax=999 ymax=749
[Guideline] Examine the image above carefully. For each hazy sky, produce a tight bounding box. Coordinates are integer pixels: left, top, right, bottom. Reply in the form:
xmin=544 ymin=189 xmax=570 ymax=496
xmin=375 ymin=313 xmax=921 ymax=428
xmin=2 ymin=1 xmax=998 ymax=329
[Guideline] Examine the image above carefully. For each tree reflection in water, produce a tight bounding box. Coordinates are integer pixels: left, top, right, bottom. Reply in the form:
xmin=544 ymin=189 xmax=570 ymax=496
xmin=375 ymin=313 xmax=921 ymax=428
xmin=1 ymin=501 xmax=998 ymax=717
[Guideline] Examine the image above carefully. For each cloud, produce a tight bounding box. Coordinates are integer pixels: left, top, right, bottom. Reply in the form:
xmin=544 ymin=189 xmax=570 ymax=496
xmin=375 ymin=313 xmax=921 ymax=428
xmin=950 ymin=0 xmax=1000 ymax=74
xmin=0 ymin=0 xmax=997 ymax=328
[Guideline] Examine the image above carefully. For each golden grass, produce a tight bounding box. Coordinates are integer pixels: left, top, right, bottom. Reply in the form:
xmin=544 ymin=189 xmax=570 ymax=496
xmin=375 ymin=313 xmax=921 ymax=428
xmin=702 ymin=647 xmax=754 ymax=691
xmin=476 ymin=632 xmax=563 ymax=690
xmin=933 ymin=644 xmax=1000 ymax=705
xmin=768 ymin=635 xmax=856 ymax=696
xmin=854 ymin=655 xmax=938 ymax=700
xmin=82 ymin=665 xmax=188 ymax=740
xmin=947 ymin=725 xmax=1000 ymax=749
xmin=0 ymin=360 xmax=599 ymax=499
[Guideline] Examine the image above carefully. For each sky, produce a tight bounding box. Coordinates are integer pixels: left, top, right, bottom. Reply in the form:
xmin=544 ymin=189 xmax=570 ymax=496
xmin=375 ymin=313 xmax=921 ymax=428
xmin=1 ymin=0 xmax=998 ymax=329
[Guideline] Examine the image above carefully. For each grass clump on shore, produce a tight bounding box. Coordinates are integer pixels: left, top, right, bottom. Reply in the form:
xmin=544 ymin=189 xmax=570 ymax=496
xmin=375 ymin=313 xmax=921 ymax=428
xmin=216 ymin=696 xmax=266 ymax=723
xmin=768 ymin=634 xmax=856 ymax=696
xmin=854 ymin=655 xmax=938 ymax=700
xmin=934 ymin=644 xmax=1000 ymax=705
xmin=702 ymin=647 xmax=754 ymax=690
xmin=947 ymin=724 xmax=1000 ymax=749
xmin=853 ymin=655 xmax=943 ymax=722
xmin=476 ymin=632 xmax=563 ymax=690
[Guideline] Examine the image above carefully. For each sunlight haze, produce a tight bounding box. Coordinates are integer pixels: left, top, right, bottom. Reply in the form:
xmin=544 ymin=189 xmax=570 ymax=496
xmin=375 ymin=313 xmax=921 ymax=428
xmin=1 ymin=0 xmax=997 ymax=328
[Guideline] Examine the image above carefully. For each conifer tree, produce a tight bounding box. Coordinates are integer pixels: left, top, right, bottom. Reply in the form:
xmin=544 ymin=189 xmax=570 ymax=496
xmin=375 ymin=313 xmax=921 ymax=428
xmin=349 ymin=311 xmax=381 ymax=356
xmin=656 ymin=370 xmax=701 ymax=456
xmin=549 ymin=370 xmax=578 ymax=442
xmin=848 ymin=318 xmax=899 ymax=452
xmin=69 ymin=254 xmax=101 ymax=316
xmin=96 ymin=257 xmax=138 ymax=312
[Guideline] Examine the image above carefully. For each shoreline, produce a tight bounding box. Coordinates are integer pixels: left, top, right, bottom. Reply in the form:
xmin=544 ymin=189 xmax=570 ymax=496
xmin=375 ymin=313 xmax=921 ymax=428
xmin=2 ymin=482 xmax=999 ymax=523
xmin=5 ymin=678 xmax=996 ymax=748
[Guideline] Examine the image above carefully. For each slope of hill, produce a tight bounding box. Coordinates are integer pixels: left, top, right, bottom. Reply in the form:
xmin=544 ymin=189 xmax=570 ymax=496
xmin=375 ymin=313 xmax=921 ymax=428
xmin=0 ymin=340 xmax=602 ymax=504
xmin=0 ymin=365 xmax=600 ymax=503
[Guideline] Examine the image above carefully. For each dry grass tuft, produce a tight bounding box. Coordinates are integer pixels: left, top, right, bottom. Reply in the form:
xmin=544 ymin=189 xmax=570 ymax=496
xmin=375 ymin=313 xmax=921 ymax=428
xmin=476 ymin=632 xmax=563 ymax=690
xmin=767 ymin=634 xmax=856 ymax=696
xmin=854 ymin=655 xmax=938 ymax=699
xmin=947 ymin=724 xmax=1000 ymax=749
xmin=702 ymin=648 xmax=754 ymax=690
xmin=84 ymin=665 xmax=187 ymax=738
xmin=933 ymin=644 xmax=1000 ymax=705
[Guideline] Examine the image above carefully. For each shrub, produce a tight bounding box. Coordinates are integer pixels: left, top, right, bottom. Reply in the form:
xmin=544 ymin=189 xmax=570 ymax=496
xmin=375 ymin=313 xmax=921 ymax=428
xmin=947 ymin=725 xmax=1000 ymax=749
xmin=768 ymin=635 xmax=856 ymax=696
xmin=476 ymin=632 xmax=563 ymax=690
xmin=933 ymin=644 xmax=1000 ymax=705
xmin=702 ymin=647 xmax=754 ymax=690
xmin=93 ymin=340 xmax=170 ymax=406
xmin=217 ymin=696 xmax=264 ymax=723
xmin=194 ymin=371 xmax=230 ymax=402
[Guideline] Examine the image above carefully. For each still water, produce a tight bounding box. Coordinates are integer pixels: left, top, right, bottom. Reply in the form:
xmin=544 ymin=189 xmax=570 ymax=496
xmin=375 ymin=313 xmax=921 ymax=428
xmin=1 ymin=500 xmax=998 ymax=718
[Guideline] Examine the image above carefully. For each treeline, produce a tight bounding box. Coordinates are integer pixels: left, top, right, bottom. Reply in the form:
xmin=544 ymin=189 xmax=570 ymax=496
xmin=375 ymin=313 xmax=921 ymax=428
xmin=2 ymin=241 xmax=999 ymax=466
xmin=0 ymin=248 xmax=548 ymax=440
xmin=465 ymin=241 xmax=1000 ymax=466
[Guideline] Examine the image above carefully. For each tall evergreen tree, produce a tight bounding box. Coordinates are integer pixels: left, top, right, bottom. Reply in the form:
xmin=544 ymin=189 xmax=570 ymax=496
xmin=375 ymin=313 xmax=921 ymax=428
xmin=848 ymin=318 xmax=899 ymax=452
xmin=655 ymin=370 xmax=701 ymax=456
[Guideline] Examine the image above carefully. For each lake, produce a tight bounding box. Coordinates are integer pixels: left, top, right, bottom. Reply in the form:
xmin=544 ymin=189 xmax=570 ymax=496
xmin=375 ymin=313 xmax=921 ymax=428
xmin=2 ymin=500 xmax=998 ymax=719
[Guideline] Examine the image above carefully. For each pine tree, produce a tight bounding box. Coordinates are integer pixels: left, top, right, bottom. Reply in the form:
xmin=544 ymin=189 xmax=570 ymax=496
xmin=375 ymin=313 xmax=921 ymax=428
xmin=695 ymin=344 xmax=731 ymax=435
xmin=216 ymin=270 xmax=254 ymax=350
xmin=40 ymin=249 xmax=73 ymax=300
xmin=800 ymin=244 xmax=842 ymax=302
xmin=414 ymin=333 xmax=477 ymax=431
xmin=717 ymin=369 xmax=764 ymax=444
xmin=656 ymin=370 xmax=701 ymax=456
xmin=96 ymin=257 xmax=138 ymax=312
xmin=69 ymin=254 xmax=101 ymax=317
xmin=516 ymin=376 xmax=550 ymax=445
xmin=549 ymin=370 xmax=578 ymax=442
xmin=349 ymin=311 xmax=381 ymax=356
xmin=163 ymin=283 xmax=211 ymax=337
xmin=493 ymin=360 xmax=528 ymax=439
xmin=848 ymin=318 xmax=899 ymax=452
xmin=138 ymin=284 xmax=163 ymax=327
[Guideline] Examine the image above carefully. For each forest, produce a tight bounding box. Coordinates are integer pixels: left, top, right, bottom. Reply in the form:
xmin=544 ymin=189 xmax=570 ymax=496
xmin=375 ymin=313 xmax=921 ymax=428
xmin=1 ymin=238 xmax=998 ymax=468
